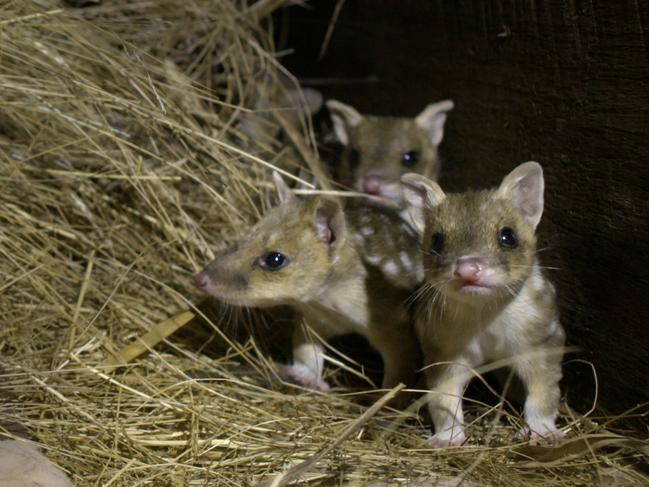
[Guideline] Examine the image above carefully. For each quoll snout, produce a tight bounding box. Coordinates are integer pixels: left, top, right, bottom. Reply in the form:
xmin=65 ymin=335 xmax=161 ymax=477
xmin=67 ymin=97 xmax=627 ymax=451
xmin=193 ymin=253 xmax=250 ymax=301
xmin=453 ymin=257 xmax=483 ymax=284
xmin=362 ymin=176 xmax=383 ymax=195
xmin=194 ymin=271 xmax=210 ymax=289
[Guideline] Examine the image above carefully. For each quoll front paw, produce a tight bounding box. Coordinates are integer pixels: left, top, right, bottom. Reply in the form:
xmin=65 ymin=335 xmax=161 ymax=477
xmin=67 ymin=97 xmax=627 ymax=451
xmin=427 ymin=430 xmax=467 ymax=448
xmin=517 ymin=426 xmax=565 ymax=445
xmin=279 ymin=363 xmax=330 ymax=392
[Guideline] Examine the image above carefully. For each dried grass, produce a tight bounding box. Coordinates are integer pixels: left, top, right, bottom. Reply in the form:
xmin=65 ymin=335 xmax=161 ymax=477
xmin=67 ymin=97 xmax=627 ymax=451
xmin=0 ymin=1 xmax=647 ymax=485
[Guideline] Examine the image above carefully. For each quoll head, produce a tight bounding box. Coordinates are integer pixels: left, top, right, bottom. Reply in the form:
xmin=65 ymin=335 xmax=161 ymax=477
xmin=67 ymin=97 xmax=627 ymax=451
xmin=401 ymin=162 xmax=545 ymax=303
xmin=326 ymin=99 xmax=454 ymax=202
xmin=194 ymin=173 xmax=346 ymax=307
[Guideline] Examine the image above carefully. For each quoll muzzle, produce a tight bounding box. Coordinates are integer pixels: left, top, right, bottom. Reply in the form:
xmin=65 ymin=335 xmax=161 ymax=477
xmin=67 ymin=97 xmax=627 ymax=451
xmin=194 ymin=271 xmax=210 ymax=289
xmin=362 ymin=176 xmax=383 ymax=195
xmin=453 ymin=257 xmax=483 ymax=284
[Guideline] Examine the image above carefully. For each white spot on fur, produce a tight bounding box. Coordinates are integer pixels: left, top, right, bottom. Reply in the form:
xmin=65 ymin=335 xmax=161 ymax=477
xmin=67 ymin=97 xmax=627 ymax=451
xmin=361 ymin=226 xmax=374 ymax=236
xmin=351 ymin=233 xmax=364 ymax=246
xmin=365 ymin=254 xmax=381 ymax=265
xmin=384 ymin=260 xmax=399 ymax=277
xmin=399 ymin=251 xmax=412 ymax=269
xmin=415 ymin=267 xmax=425 ymax=282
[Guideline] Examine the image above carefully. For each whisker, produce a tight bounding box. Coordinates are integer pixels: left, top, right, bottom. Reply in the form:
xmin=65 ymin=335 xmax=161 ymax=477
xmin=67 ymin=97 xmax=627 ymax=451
xmin=405 ymin=281 xmax=433 ymax=306
xmin=510 ymin=264 xmax=561 ymax=271
xmin=416 ymin=277 xmax=451 ymax=323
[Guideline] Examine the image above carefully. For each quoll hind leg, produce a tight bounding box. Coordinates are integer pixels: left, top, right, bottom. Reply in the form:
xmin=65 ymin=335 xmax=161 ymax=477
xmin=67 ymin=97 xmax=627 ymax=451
xmin=369 ymin=324 xmax=419 ymax=390
xmin=514 ymin=347 xmax=564 ymax=444
xmin=279 ymin=324 xmax=329 ymax=392
xmin=424 ymin=359 xmax=473 ymax=448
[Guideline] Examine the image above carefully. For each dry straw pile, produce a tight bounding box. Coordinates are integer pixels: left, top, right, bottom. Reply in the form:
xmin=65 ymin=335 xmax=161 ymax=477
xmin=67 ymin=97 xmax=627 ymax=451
xmin=0 ymin=1 xmax=646 ymax=485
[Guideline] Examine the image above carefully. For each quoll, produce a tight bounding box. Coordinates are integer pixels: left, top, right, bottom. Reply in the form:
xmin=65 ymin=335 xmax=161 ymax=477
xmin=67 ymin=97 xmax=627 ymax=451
xmin=401 ymin=162 xmax=565 ymax=447
xmin=195 ymin=173 xmax=422 ymax=392
xmin=327 ymin=98 xmax=454 ymax=203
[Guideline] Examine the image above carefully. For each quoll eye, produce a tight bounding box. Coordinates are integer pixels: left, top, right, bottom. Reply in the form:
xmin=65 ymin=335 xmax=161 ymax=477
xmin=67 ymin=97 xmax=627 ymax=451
xmin=498 ymin=227 xmax=518 ymax=249
xmin=401 ymin=150 xmax=419 ymax=167
xmin=430 ymin=232 xmax=444 ymax=255
xmin=348 ymin=148 xmax=361 ymax=168
xmin=260 ymin=251 xmax=288 ymax=270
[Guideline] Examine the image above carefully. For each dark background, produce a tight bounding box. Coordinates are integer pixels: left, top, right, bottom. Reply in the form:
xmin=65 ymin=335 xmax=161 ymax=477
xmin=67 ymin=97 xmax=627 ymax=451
xmin=278 ymin=1 xmax=649 ymax=428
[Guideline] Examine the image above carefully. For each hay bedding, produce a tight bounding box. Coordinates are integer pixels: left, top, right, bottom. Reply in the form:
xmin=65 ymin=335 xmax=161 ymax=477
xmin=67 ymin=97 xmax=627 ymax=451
xmin=0 ymin=1 xmax=646 ymax=485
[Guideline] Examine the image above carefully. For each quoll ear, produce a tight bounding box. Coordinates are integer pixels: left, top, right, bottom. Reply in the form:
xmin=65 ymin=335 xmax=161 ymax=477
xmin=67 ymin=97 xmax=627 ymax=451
xmin=326 ymin=99 xmax=363 ymax=146
xmin=272 ymin=171 xmax=294 ymax=204
xmin=299 ymin=88 xmax=324 ymax=116
xmin=497 ymin=161 xmax=545 ymax=229
xmin=313 ymin=197 xmax=346 ymax=262
xmin=281 ymin=88 xmax=324 ymax=119
xmin=400 ymin=173 xmax=446 ymax=235
xmin=415 ymin=99 xmax=454 ymax=146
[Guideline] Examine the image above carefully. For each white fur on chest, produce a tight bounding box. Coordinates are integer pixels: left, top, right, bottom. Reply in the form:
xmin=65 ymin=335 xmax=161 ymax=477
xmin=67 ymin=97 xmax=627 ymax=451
xmin=425 ymin=266 xmax=556 ymax=362
xmin=300 ymin=272 xmax=370 ymax=336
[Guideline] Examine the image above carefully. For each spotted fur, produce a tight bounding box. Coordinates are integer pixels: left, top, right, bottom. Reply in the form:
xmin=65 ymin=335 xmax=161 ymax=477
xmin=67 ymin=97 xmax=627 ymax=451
xmin=347 ymin=202 xmax=423 ymax=288
xmin=401 ymin=162 xmax=566 ymax=447
xmin=196 ymin=190 xmax=422 ymax=392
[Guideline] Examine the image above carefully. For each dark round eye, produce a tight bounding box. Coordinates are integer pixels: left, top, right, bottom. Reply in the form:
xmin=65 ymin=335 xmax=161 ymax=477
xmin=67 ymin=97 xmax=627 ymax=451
xmin=430 ymin=232 xmax=444 ymax=255
xmin=498 ymin=227 xmax=518 ymax=248
xmin=348 ymin=148 xmax=361 ymax=169
xmin=401 ymin=150 xmax=419 ymax=167
xmin=260 ymin=251 xmax=288 ymax=270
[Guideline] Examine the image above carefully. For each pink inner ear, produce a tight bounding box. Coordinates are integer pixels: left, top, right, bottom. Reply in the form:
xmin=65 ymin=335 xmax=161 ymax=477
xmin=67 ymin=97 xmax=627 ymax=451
xmin=319 ymin=224 xmax=335 ymax=244
xmin=316 ymin=218 xmax=336 ymax=245
xmin=315 ymin=199 xmax=343 ymax=247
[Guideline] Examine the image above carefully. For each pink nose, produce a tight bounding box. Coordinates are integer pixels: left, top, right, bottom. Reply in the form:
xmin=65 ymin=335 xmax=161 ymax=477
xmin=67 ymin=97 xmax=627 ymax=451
xmin=454 ymin=258 xmax=483 ymax=283
xmin=194 ymin=272 xmax=209 ymax=289
xmin=362 ymin=176 xmax=383 ymax=195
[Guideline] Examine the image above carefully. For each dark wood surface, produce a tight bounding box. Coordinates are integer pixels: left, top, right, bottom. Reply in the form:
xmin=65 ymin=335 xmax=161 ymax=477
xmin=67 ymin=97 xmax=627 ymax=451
xmin=280 ymin=0 xmax=649 ymax=427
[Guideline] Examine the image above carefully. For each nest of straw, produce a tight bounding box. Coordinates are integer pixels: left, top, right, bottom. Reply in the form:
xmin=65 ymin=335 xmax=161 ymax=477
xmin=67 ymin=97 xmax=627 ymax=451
xmin=0 ymin=1 xmax=646 ymax=485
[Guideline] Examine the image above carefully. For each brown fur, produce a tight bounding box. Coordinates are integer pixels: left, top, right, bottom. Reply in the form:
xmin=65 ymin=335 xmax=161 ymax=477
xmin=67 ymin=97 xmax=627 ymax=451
xmin=198 ymin=198 xmax=333 ymax=307
xmin=196 ymin=191 xmax=422 ymax=392
xmin=338 ymin=117 xmax=442 ymax=187
xmin=419 ymin=189 xmax=537 ymax=306
xmin=402 ymin=162 xmax=566 ymax=447
xmin=327 ymin=99 xmax=453 ymax=202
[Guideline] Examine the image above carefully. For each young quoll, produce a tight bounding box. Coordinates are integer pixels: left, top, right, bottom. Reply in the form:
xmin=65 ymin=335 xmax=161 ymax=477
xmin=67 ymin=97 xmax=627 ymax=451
xmin=194 ymin=173 xmax=421 ymax=392
xmin=401 ymin=162 xmax=566 ymax=447
xmin=326 ymin=99 xmax=454 ymax=202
